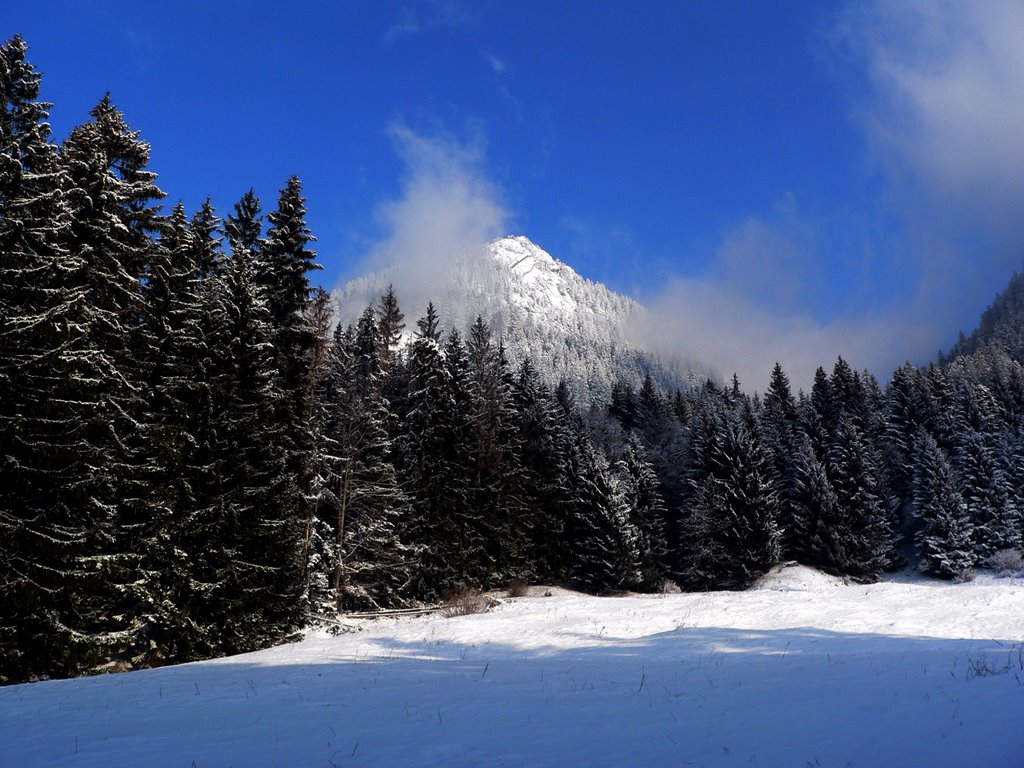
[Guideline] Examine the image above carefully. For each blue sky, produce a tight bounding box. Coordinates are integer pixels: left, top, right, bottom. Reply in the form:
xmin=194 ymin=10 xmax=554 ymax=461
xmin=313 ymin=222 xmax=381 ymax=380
xmin=8 ymin=1 xmax=1024 ymax=387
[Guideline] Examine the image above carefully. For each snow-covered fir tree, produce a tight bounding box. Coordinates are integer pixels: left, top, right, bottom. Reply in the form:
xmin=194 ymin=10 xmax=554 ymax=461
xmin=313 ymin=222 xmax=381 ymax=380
xmin=682 ymin=406 xmax=781 ymax=591
xmin=0 ymin=34 xmax=82 ymax=683
xmin=912 ymin=431 xmax=975 ymax=580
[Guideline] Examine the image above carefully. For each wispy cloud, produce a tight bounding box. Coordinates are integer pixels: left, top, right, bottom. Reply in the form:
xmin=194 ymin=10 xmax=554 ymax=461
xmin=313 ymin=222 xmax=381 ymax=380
xmin=484 ymin=53 xmax=507 ymax=75
xmin=385 ymin=0 xmax=472 ymax=42
xmin=628 ymin=203 xmax=925 ymax=392
xmin=340 ymin=123 xmax=511 ymax=320
xmin=834 ymin=0 xmax=1024 ymax=332
xmin=634 ymin=1 xmax=1024 ymax=392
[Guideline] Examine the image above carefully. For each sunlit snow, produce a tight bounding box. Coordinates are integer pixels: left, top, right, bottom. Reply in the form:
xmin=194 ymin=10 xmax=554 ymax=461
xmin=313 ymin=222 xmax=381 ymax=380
xmin=3 ymin=565 xmax=1022 ymax=767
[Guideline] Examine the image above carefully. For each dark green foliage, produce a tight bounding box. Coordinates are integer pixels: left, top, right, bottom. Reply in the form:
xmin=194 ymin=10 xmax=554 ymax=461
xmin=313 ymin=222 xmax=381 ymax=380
xmin=0 ymin=34 xmax=83 ymax=683
xmin=616 ymin=434 xmax=669 ymax=590
xmin=315 ymin=308 xmax=417 ymax=612
xmin=813 ymin=416 xmax=896 ymax=581
xmin=399 ymin=306 xmax=481 ymax=597
xmin=954 ymin=429 xmax=1020 ymax=559
xmin=377 ymin=283 xmax=404 ymax=369
xmin=126 ymin=202 xmax=210 ymax=663
xmin=201 ymin=203 xmax=304 ymax=652
xmin=465 ymin=318 xmax=531 ymax=582
xmin=913 ymin=431 xmax=975 ymax=579
xmin=511 ymin=358 xmax=573 ymax=581
xmin=682 ymin=401 xmax=781 ymax=591
xmin=565 ymin=436 xmax=642 ymax=592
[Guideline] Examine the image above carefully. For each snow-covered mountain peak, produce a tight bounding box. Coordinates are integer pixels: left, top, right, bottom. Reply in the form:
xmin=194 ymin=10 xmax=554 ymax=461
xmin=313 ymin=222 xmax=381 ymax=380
xmin=334 ymin=234 xmax=696 ymax=402
xmin=487 ymin=235 xmax=584 ymax=319
xmin=490 ymin=235 xmax=569 ymax=279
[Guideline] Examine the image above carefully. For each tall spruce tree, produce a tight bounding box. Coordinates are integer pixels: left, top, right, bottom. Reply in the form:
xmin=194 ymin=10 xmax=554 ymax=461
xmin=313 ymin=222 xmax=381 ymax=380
xmin=912 ymin=431 xmax=975 ymax=579
xmin=466 ymin=317 xmax=530 ymax=582
xmin=0 ymin=34 xmax=83 ymax=683
xmin=377 ymin=283 xmax=405 ymax=369
xmin=400 ymin=304 xmax=471 ymax=596
xmin=125 ymin=202 xmax=209 ymax=663
xmin=683 ymin=408 xmax=780 ymax=590
xmin=954 ymin=428 xmax=1021 ymax=559
xmin=565 ymin=436 xmax=642 ymax=592
xmin=512 ymin=357 xmax=573 ymax=581
xmin=616 ymin=434 xmax=669 ymax=590
xmin=200 ymin=192 xmax=303 ymax=653
xmin=814 ymin=416 xmax=896 ymax=581
xmin=760 ymin=363 xmax=803 ymax=560
xmin=325 ymin=307 xmax=416 ymax=611
xmin=262 ymin=177 xmax=320 ymax=493
xmin=786 ymin=433 xmax=839 ymax=567
xmin=55 ymin=94 xmax=166 ymax=672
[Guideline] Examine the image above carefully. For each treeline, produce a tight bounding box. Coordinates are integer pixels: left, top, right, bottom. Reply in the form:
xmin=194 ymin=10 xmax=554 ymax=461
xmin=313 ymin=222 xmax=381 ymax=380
xmin=3 ymin=36 xmax=1024 ymax=686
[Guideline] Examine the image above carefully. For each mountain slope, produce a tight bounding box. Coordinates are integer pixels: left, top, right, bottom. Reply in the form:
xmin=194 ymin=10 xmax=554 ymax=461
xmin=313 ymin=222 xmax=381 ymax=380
xmin=946 ymin=269 xmax=1024 ymax=364
xmin=334 ymin=236 xmax=697 ymax=403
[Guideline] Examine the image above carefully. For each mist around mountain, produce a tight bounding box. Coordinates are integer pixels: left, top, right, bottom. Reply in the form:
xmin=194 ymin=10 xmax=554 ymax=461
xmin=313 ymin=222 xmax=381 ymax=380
xmin=335 ymin=235 xmax=703 ymax=404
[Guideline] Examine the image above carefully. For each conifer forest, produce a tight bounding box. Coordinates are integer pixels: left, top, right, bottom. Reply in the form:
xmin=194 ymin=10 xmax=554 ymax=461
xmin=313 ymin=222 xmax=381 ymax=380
xmin=3 ymin=35 xmax=1024 ymax=686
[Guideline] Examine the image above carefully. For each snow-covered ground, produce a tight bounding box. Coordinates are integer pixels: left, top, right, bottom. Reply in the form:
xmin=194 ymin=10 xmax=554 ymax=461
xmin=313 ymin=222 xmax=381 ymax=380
xmin=3 ymin=565 xmax=1023 ymax=767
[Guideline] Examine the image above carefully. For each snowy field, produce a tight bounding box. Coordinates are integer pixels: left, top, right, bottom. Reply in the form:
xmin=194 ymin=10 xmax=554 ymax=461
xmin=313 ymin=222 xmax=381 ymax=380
xmin=2 ymin=565 xmax=1023 ymax=767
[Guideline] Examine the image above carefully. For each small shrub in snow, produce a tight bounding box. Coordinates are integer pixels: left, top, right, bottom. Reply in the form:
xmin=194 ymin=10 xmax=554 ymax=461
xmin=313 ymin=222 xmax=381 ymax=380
xmin=507 ymin=580 xmax=529 ymax=598
xmin=658 ymin=578 xmax=682 ymax=594
xmin=965 ymin=644 xmax=1024 ymax=680
xmin=952 ymin=567 xmax=975 ymax=584
xmin=987 ymin=549 xmax=1024 ymax=576
xmin=441 ymin=588 xmax=492 ymax=618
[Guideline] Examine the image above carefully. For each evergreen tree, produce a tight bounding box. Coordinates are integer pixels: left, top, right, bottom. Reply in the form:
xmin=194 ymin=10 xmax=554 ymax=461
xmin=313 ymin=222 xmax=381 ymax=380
xmin=759 ymin=363 xmax=803 ymax=560
xmin=810 ymin=366 xmax=832 ymax=429
xmin=466 ymin=317 xmax=530 ymax=582
xmin=377 ymin=283 xmax=405 ymax=369
xmin=616 ymin=434 xmax=669 ymax=590
xmin=191 ymin=198 xmax=222 ymax=282
xmin=261 ymin=176 xmax=321 ymax=611
xmin=511 ymin=357 xmax=573 ymax=580
xmin=883 ymin=362 xmax=937 ymax=542
xmin=608 ymin=382 xmax=637 ymax=432
xmin=324 ymin=307 xmax=416 ymax=610
xmin=125 ymin=202 xmax=209 ymax=663
xmin=400 ymin=304 xmax=475 ymax=596
xmin=786 ymin=434 xmax=839 ymax=567
xmin=683 ymin=412 xmax=781 ymax=590
xmin=200 ymin=195 xmax=303 ymax=653
xmin=954 ymin=429 xmax=1021 ymax=559
xmin=0 ymin=34 xmax=82 ymax=682
xmin=565 ymin=437 xmax=642 ymax=592
xmin=829 ymin=356 xmax=865 ymax=428
xmin=814 ymin=416 xmax=896 ymax=581
xmin=912 ymin=431 xmax=975 ymax=579
xmin=53 ymin=93 xmax=166 ymax=672
xmin=300 ymin=287 xmax=335 ymax=614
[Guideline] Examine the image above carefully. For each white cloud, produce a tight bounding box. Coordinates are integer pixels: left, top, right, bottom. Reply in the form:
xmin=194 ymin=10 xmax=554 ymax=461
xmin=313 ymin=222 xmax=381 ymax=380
xmin=835 ymin=0 xmax=1024 ymax=319
xmin=841 ymin=1 xmax=1024 ymax=222
xmin=636 ymin=2 xmax=1024 ymax=392
xmin=630 ymin=204 xmax=932 ymax=392
xmin=341 ymin=123 xmax=511 ymax=320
